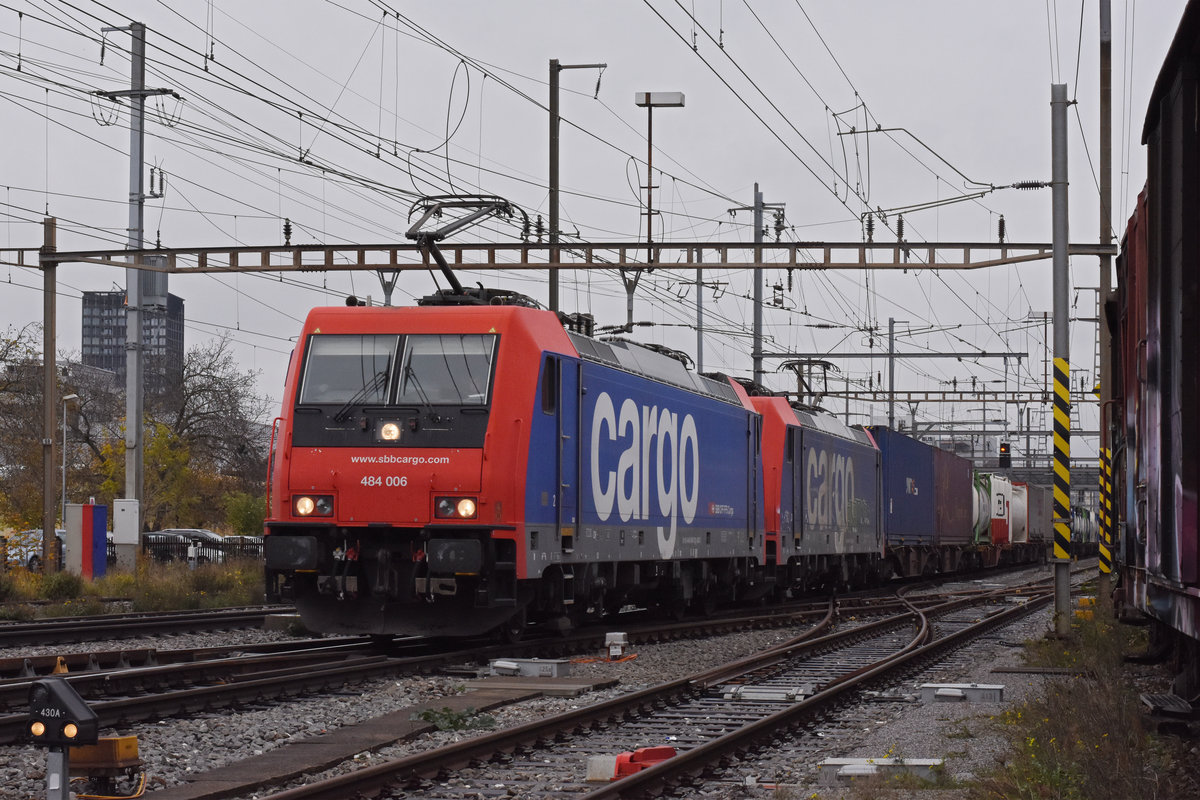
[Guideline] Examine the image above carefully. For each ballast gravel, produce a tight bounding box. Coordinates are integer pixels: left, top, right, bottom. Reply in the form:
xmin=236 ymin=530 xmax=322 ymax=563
xmin=3 ymin=567 xmax=1126 ymax=800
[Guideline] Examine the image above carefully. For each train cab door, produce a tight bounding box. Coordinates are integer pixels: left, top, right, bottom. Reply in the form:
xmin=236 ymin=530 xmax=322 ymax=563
xmin=749 ymin=414 xmax=763 ymax=555
xmin=549 ymin=356 xmax=580 ymax=554
xmin=782 ymin=425 xmax=797 ymax=545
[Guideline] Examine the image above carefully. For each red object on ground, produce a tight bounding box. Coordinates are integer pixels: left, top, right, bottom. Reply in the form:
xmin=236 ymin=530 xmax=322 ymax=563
xmin=612 ymin=746 xmax=677 ymax=779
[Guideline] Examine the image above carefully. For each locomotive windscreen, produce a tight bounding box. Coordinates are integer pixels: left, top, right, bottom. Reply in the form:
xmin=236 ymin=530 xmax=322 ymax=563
xmin=297 ymin=333 xmax=497 ymax=407
xmin=298 ymin=334 xmax=397 ymax=404
xmin=395 ymin=334 xmax=496 ymax=406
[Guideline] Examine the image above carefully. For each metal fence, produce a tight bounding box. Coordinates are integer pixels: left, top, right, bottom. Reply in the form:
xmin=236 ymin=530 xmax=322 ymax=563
xmin=142 ymin=538 xmax=264 ymax=564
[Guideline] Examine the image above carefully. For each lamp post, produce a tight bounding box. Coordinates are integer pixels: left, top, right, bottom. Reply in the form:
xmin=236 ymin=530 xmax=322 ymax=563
xmin=627 ymin=91 xmax=684 ymax=329
xmin=61 ymin=394 xmax=78 ymax=523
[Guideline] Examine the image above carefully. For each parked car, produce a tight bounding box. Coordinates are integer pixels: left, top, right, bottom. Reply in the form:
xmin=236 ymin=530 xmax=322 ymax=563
xmin=1 ymin=529 xmax=64 ymax=571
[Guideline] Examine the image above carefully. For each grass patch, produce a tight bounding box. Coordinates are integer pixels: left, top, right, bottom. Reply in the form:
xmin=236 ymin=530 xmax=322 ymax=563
xmin=411 ymin=706 xmax=496 ymax=731
xmin=0 ymin=556 xmax=265 ymax=614
xmin=41 ymin=597 xmax=111 ymax=618
xmin=0 ymin=603 xmax=35 ymax=621
xmin=968 ymin=596 xmax=1189 ymax=800
xmin=129 ymin=558 xmax=264 ymax=611
xmin=0 ymin=569 xmax=49 ymax=603
xmin=41 ymin=571 xmax=84 ymax=601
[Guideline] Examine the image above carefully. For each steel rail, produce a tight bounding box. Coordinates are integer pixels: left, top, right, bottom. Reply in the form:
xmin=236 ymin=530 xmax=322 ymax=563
xmin=250 ymin=599 xmax=941 ymax=800
xmin=0 ymin=606 xmax=294 ymax=647
xmin=252 ymin=588 xmax=1045 ymax=800
xmin=583 ymin=590 xmax=1053 ymax=798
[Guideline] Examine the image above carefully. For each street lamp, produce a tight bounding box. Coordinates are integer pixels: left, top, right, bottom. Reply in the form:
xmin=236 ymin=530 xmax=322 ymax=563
xmin=628 ymin=91 xmax=684 ymax=329
xmin=61 ymin=394 xmax=79 ymax=523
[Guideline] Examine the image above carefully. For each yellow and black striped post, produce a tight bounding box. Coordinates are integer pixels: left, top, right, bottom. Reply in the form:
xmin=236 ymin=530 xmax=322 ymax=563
xmin=1052 ymin=357 xmax=1072 ymax=561
xmin=1099 ymin=447 xmax=1113 ymax=574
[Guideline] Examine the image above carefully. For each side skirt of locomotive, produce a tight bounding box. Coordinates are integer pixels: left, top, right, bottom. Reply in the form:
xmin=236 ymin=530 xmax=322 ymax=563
xmin=265 ymin=524 xmax=888 ymax=637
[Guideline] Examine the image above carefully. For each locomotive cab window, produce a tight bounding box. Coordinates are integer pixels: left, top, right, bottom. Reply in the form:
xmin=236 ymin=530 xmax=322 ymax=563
xmin=298 ymin=334 xmax=397 ymax=405
xmin=396 ymin=334 xmax=497 ymax=406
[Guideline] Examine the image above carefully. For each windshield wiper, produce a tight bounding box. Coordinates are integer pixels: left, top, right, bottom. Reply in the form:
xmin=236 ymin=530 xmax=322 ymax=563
xmin=333 ymin=370 xmax=388 ymax=423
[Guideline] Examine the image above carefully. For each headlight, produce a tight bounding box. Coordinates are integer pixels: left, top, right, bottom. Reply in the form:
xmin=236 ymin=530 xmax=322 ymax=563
xmin=378 ymin=421 xmax=402 ymax=441
xmin=294 ymin=495 xmax=334 ymax=517
xmin=435 ymin=496 xmax=478 ymax=519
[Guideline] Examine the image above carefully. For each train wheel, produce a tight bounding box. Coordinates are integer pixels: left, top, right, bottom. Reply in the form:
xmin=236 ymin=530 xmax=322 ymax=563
xmin=497 ymin=608 xmax=527 ymax=644
xmin=664 ymin=598 xmax=688 ymax=622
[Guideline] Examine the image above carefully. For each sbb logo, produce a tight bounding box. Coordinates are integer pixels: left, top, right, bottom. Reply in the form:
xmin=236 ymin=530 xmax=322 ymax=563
xmin=589 ymin=391 xmax=699 ymax=558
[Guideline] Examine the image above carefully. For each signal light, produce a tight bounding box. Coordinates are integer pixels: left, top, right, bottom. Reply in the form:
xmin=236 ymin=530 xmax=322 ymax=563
xmin=28 ymin=678 xmax=98 ymax=748
xmin=999 ymin=442 xmax=1012 ymax=468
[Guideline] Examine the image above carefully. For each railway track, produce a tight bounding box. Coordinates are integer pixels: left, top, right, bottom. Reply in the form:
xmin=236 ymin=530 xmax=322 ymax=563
xmin=0 ymin=636 xmax=475 ymax=745
xmin=0 ymin=605 xmax=295 ymax=648
xmin=13 ymin=565 xmax=1084 ymax=800
xmin=0 ymin=597 xmax=859 ymax=744
xmin=136 ymin=580 xmax=1050 ymax=800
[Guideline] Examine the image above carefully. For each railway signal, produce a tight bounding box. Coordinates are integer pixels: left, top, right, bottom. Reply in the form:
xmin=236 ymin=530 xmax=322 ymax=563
xmin=28 ymin=677 xmax=98 ymax=800
xmin=28 ymin=677 xmax=98 ymax=747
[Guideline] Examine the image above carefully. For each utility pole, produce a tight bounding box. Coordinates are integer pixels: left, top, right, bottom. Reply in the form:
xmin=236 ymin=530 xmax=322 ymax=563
xmin=627 ymin=91 xmax=684 ymax=331
xmin=122 ymin=22 xmax=146 ymax=529
xmin=40 ymin=219 xmax=58 ymax=571
xmin=753 ymin=185 xmax=763 ymax=384
xmin=97 ymin=22 xmax=177 ymax=537
xmin=1051 ymin=83 xmax=1073 ymax=637
xmin=548 ymin=59 xmax=605 ymax=313
xmin=695 ymin=248 xmax=704 ymax=372
xmin=729 ymin=184 xmax=783 ymax=384
xmin=888 ymin=318 xmax=896 ymax=428
xmin=1097 ymin=0 xmax=1114 ymax=598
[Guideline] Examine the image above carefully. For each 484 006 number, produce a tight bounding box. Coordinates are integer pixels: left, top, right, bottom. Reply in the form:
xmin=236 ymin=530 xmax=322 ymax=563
xmin=360 ymin=475 xmax=408 ymax=487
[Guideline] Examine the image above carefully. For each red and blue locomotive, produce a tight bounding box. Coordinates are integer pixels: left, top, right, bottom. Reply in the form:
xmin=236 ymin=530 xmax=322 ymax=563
xmin=265 ymin=297 xmax=789 ymax=637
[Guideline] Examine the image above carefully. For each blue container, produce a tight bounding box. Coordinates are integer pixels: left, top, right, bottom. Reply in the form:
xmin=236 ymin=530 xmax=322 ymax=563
xmin=868 ymin=427 xmax=936 ymax=546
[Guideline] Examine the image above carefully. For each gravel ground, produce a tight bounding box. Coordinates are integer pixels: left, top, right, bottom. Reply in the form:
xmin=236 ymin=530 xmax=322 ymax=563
xmin=682 ymin=606 xmax=1056 ymax=799
xmin=7 ymin=566 xmax=1181 ymax=800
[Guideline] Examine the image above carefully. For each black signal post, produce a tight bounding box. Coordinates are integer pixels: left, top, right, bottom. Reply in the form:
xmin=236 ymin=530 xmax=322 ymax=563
xmin=28 ymin=677 xmax=99 ymax=800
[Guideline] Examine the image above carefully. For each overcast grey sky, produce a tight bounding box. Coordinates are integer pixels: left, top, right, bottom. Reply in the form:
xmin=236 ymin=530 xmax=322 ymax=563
xmin=0 ymin=1 xmax=1189 ymax=457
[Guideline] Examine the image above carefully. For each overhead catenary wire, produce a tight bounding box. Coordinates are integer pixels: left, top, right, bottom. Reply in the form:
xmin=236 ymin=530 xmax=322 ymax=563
xmin=0 ymin=1 xmax=1111 ymax=446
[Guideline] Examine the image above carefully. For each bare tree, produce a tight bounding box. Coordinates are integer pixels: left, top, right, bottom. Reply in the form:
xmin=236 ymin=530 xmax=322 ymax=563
xmin=150 ymin=335 xmax=272 ymax=493
xmin=0 ymin=329 xmax=272 ymax=532
xmin=0 ymin=325 xmax=50 ymax=527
